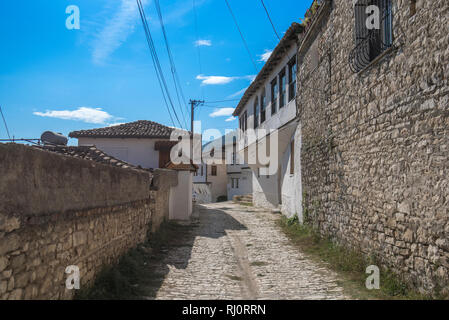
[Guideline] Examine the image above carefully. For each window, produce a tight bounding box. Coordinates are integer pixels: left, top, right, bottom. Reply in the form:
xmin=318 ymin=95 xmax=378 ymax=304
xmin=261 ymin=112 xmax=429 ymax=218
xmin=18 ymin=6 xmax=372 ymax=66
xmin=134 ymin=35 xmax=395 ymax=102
xmin=290 ymin=139 xmax=295 ymax=175
xmin=239 ymin=113 xmax=247 ymax=132
xmin=254 ymin=97 xmax=259 ymax=129
xmin=260 ymin=90 xmax=266 ymax=124
xmin=288 ymin=57 xmax=297 ymax=102
xmin=231 ymin=178 xmax=234 ymax=188
xmin=236 ymin=179 xmax=239 ymax=189
xmin=279 ymin=69 xmax=286 ymax=109
xmin=349 ymin=0 xmax=393 ymax=72
xmin=241 ymin=111 xmax=248 ymax=132
xmin=271 ymin=79 xmax=278 ymax=115
xmin=211 ymin=165 xmax=217 ymax=176
xmin=201 ymin=165 xmax=204 ymax=176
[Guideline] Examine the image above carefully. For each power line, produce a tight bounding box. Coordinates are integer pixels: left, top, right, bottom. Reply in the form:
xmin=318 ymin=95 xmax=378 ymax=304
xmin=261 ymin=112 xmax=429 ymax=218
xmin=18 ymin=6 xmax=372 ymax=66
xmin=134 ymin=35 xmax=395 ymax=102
xmin=0 ymin=105 xmax=11 ymax=140
xmin=154 ymin=0 xmax=189 ymax=129
xmin=260 ymin=0 xmax=281 ymax=41
xmin=224 ymin=0 xmax=259 ymax=73
xmin=136 ymin=0 xmax=183 ymax=129
xmin=137 ymin=0 xmax=175 ymax=127
xmin=193 ymin=0 xmax=205 ymax=100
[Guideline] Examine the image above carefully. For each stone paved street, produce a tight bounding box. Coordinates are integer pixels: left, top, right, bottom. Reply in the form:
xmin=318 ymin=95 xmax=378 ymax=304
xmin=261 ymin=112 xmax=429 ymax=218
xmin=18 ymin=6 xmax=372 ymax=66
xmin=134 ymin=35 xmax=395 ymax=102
xmin=145 ymin=202 xmax=350 ymax=300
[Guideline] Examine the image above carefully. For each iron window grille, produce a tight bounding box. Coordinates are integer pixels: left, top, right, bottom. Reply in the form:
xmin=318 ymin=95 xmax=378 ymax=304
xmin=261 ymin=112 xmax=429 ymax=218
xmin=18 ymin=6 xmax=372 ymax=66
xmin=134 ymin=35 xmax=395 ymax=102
xmin=349 ymin=0 xmax=393 ymax=73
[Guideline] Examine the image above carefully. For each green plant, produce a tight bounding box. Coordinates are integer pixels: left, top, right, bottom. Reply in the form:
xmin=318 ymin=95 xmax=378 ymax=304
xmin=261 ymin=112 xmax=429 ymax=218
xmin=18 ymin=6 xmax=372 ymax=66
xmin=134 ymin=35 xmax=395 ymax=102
xmin=278 ymin=216 xmax=436 ymax=300
xmin=75 ymin=221 xmax=186 ymax=300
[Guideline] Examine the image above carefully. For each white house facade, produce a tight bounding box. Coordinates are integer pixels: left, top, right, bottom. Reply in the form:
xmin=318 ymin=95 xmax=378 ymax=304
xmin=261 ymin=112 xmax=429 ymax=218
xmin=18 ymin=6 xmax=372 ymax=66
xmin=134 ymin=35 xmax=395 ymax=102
xmin=69 ymin=120 xmax=196 ymax=221
xmin=193 ymin=131 xmax=253 ymax=203
xmin=233 ymin=23 xmax=303 ymax=219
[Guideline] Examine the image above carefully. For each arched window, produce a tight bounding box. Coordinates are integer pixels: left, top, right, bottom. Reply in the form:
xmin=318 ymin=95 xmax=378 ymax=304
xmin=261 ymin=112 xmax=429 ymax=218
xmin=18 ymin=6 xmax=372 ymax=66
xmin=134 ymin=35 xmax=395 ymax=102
xmin=254 ymin=97 xmax=259 ymax=129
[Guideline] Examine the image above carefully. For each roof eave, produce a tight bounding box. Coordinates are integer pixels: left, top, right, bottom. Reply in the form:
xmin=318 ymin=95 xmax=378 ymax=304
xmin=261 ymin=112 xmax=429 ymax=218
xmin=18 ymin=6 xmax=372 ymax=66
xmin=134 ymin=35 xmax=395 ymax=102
xmin=69 ymin=134 xmax=172 ymax=139
xmin=232 ymin=22 xmax=303 ymax=117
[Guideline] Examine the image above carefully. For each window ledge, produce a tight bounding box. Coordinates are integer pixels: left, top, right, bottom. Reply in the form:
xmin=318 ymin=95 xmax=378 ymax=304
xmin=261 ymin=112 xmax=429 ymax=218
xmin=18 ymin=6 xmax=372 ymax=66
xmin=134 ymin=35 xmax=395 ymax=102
xmin=356 ymin=45 xmax=399 ymax=76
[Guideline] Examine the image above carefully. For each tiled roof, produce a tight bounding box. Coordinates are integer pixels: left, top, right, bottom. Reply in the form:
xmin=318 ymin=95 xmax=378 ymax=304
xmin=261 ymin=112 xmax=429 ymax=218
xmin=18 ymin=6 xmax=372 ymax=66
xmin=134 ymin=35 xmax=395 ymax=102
xmin=35 ymin=145 xmax=149 ymax=172
xmin=69 ymin=120 xmax=176 ymax=139
xmin=233 ymin=22 xmax=303 ymax=117
xmin=165 ymin=161 xmax=198 ymax=172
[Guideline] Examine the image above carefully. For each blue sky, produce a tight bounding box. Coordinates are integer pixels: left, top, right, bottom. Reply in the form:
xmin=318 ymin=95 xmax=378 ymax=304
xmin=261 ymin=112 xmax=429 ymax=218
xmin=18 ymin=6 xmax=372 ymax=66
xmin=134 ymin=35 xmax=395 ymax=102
xmin=0 ymin=0 xmax=311 ymax=145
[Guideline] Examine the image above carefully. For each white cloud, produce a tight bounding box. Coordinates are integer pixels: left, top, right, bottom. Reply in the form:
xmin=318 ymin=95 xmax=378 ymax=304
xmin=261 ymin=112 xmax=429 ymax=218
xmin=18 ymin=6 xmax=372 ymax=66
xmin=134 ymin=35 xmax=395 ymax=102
xmin=209 ymin=108 xmax=235 ymax=118
xmin=194 ymin=39 xmax=212 ymax=47
xmin=225 ymin=117 xmax=236 ymax=122
xmin=259 ymin=49 xmax=273 ymax=62
xmin=33 ymin=107 xmax=118 ymax=124
xmin=92 ymin=0 xmax=149 ymax=65
xmin=196 ymin=75 xmax=235 ymax=85
xmin=196 ymin=75 xmax=256 ymax=86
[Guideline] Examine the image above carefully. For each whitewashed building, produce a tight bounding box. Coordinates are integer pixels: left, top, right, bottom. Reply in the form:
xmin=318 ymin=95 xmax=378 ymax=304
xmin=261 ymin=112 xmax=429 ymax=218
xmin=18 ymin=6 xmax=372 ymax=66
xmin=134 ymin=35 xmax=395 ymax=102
xmin=193 ymin=132 xmax=253 ymax=203
xmin=69 ymin=120 xmax=197 ymax=221
xmin=233 ymin=22 xmax=303 ymax=218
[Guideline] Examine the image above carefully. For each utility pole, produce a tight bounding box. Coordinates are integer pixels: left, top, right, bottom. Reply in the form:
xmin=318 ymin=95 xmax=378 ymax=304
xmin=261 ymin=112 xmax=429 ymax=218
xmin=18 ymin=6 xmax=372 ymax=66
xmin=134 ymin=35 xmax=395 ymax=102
xmin=189 ymin=99 xmax=204 ymax=135
xmin=189 ymin=99 xmax=204 ymax=173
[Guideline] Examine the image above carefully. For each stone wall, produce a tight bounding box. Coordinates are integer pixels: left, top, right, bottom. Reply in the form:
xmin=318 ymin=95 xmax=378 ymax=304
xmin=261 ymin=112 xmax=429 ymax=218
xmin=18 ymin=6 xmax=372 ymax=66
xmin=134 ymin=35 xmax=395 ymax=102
xmin=0 ymin=144 xmax=150 ymax=217
xmin=0 ymin=144 xmax=174 ymax=299
xmin=298 ymin=0 xmax=449 ymax=292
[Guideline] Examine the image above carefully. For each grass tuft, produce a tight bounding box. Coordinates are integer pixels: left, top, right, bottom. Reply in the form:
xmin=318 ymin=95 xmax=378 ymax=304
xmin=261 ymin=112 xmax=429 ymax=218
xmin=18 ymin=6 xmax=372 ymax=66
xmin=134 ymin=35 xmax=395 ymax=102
xmin=75 ymin=221 xmax=186 ymax=300
xmin=278 ymin=216 xmax=439 ymax=300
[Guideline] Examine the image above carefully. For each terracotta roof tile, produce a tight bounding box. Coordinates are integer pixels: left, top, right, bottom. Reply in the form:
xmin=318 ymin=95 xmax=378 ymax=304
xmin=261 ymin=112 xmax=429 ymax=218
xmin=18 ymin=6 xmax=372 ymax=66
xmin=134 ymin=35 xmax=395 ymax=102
xmin=35 ymin=145 xmax=150 ymax=172
xmin=69 ymin=120 xmax=176 ymax=139
xmin=165 ymin=161 xmax=198 ymax=172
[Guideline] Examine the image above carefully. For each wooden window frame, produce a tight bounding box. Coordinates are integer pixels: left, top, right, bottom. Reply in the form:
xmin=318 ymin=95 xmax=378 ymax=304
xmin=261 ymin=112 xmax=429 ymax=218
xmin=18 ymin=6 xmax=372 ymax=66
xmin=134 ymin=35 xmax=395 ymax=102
xmin=279 ymin=68 xmax=287 ymax=109
xmin=271 ymin=78 xmax=278 ymax=115
xmin=254 ymin=97 xmax=259 ymax=129
xmin=288 ymin=57 xmax=297 ymax=102
xmin=260 ymin=90 xmax=266 ymax=124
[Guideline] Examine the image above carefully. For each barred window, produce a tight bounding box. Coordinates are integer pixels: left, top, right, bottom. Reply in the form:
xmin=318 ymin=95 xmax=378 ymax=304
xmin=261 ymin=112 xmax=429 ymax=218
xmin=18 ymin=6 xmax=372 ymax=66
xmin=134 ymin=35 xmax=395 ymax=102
xmin=349 ymin=0 xmax=393 ymax=72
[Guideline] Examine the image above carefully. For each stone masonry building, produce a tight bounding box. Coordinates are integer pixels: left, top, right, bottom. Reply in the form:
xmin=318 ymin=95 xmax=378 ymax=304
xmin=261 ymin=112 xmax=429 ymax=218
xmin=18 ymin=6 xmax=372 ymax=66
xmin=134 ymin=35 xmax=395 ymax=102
xmin=297 ymin=0 xmax=448 ymax=292
xmin=234 ymin=0 xmax=448 ymax=293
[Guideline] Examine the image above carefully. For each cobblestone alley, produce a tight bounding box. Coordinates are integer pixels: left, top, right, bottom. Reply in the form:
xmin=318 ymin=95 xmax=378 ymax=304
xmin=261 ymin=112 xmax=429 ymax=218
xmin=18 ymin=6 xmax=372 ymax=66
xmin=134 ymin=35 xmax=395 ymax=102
xmin=143 ymin=202 xmax=349 ymax=300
